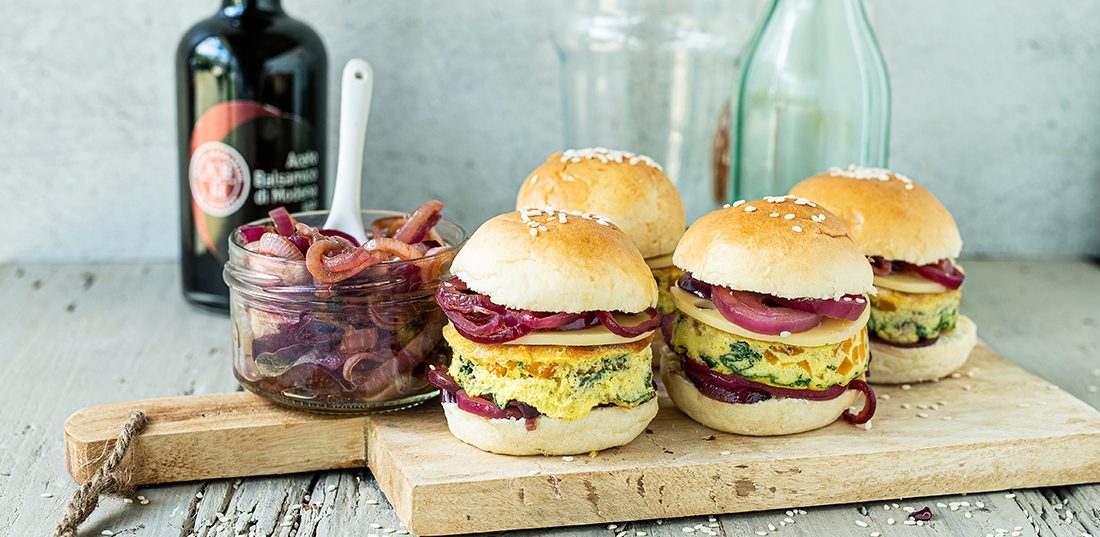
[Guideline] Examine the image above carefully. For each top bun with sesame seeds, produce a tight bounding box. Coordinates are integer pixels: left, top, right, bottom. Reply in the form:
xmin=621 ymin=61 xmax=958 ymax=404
xmin=515 ymin=148 xmax=686 ymax=260
xmin=451 ymin=208 xmax=658 ymax=313
xmin=673 ymin=196 xmax=875 ymax=301
xmin=789 ymin=166 xmax=962 ymax=266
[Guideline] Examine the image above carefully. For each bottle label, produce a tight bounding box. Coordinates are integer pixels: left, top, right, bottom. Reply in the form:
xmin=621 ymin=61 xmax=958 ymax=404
xmin=187 ymin=100 xmax=321 ymax=261
xmin=189 ymin=141 xmax=251 ymax=217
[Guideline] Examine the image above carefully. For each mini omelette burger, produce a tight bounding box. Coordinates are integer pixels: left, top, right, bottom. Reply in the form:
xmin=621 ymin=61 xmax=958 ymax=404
xmin=430 ymin=207 xmax=662 ymax=455
xmin=790 ymin=166 xmax=977 ymax=384
xmin=516 ymin=148 xmax=686 ymax=366
xmin=662 ymin=197 xmax=877 ymax=436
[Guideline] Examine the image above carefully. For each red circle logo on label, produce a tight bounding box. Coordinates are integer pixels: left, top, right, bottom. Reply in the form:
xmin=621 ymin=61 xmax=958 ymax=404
xmin=189 ymin=141 xmax=251 ymax=217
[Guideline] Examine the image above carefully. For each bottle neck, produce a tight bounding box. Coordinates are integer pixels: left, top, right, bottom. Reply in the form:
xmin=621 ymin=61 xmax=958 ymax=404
xmin=221 ymin=0 xmax=283 ymax=15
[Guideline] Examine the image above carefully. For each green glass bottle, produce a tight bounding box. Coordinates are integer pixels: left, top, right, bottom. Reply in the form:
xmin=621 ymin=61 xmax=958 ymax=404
xmin=729 ymin=0 xmax=890 ymax=202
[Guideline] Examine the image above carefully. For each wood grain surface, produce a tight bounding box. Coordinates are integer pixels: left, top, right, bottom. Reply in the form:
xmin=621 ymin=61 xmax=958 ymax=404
xmin=2 ymin=261 xmax=1099 ymax=537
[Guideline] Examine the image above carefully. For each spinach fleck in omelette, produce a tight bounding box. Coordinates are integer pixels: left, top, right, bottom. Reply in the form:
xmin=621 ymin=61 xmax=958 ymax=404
xmin=868 ymin=287 xmax=959 ymax=343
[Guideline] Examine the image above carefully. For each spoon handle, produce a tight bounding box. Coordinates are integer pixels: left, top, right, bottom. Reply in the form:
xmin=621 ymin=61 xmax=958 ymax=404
xmin=324 ymin=59 xmax=374 ymax=244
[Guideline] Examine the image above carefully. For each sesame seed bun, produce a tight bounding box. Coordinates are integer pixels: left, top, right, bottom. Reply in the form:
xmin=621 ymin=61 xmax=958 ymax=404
xmin=660 ymin=352 xmax=862 ymax=436
xmin=789 ymin=166 xmax=963 ymax=265
xmin=441 ymin=397 xmax=659 ymax=455
xmin=452 ymin=209 xmax=658 ymax=313
xmin=516 ymin=148 xmax=686 ymax=259
xmin=673 ymin=197 xmax=875 ymax=300
xmin=868 ymin=315 xmax=977 ymax=384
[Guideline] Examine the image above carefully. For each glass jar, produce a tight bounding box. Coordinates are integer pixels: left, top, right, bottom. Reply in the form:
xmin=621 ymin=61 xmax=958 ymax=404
xmin=223 ymin=210 xmax=466 ymax=413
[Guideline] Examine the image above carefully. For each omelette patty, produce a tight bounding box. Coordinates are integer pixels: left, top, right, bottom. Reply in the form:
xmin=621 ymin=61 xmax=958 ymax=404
xmin=868 ymin=287 xmax=959 ymax=343
xmin=652 ymin=265 xmax=686 ymax=315
xmin=442 ymin=323 xmax=656 ymax=420
xmin=668 ymin=312 xmax=868 ymax=390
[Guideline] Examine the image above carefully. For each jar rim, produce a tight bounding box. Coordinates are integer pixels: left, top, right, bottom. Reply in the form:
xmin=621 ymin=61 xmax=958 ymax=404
xmin=223 ymin=209 xmax=466 ymax=300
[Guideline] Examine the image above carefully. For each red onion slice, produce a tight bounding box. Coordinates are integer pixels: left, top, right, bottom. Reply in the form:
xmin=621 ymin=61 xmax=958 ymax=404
xmin=452 ymin=323 xmax=534 ymax=345
xmin=841 ymin=379 xmax=876 ymax=424
xmin=596 ymin=308 xmax=662 ymax=337
xmin=518 ymin=310 xmax=585 ymax=330
xmin=268 ymin=206 xmax=296 ymax=236
xmin=869 ymin=256 xmax=892 ymax=276
xmin=238 ymin=224 xmax=268 ymax=243
xmin=677 ymin=272 xmax=712 ymax=299
xmin=435 ymin=277 xmax=507 ymax=315
xmin=680 ymin=355 xmax=848 ymax=400
xmin=428 ymin=367 xmax=463 ymax=395
xmin=687 ymin=372 xmax=773 ymax=405
xmin=456 ymin=389 xmax=524 ymax=420
xmin=320 ymin=229 xmax=361 ymax=247
xmin=902 ymin=259 xmax=965 ymax=290
xmin=771 ymin=294 xmax=867 ymax=321
xmin=712 ymin=286 xmax=823 ymax=335
xmin=393 ymin=200 xmax=445 ymax=244
xmin=446 ymin=309 xmax=505 ymax=336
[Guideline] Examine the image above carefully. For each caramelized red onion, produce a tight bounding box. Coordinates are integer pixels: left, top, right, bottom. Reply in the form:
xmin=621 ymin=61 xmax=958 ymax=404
xmin=269 ymin=206 xmax=296 ymax=236
xmin=429 ymin=368 xmax=541 ymax=423
xmin=868 ymin=256 xmax=965 ymax=290
xmin=841 ymin=379 xmax=875 ymax=424
xmin=712 ymin=286 xmax=824 ymax=335
xmin=436 ymin=276 xmax=661 ymax=343
xmin=680 ymin=355 xmax=848 ymax=401
xmin=771 ymin=294 xmax=867 ymax=321
xmin=393 ymin=199 xmax=444 ymax=243
xmin=250 ymin=232 xmax=306 ymax=261
xmin=239 ymin=224 xmax=267 ymax=244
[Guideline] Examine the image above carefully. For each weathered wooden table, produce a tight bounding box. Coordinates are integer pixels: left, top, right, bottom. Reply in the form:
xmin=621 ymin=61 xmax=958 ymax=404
xmin=1 ymin=260 xmax=1098 ymax=537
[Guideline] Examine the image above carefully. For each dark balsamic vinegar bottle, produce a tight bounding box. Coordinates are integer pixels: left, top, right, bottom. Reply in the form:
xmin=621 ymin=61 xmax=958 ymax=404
xmin=177 ymin=0 xmax=327 ymax=311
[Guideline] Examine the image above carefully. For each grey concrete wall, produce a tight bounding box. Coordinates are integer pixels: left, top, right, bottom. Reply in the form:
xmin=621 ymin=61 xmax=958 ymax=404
xmin=1 ymin=0 xmax=1097 ymax=262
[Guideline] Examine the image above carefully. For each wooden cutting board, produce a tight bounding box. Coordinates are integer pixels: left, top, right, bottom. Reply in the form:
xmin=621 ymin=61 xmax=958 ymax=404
xmin=65 ymin=342 xmax=1100 ymax=536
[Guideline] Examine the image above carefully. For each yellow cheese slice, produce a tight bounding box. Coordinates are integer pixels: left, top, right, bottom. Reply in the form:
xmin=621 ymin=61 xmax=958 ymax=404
xmin=873 ymin=272 xmax=948 ymax=294
xmin=645 ymin=253 xmax=675 ymax=270
xmin=503 ymin=311 xmax=655 ymax=346
xmin=670 ymin=286 xmax=869 ymax=347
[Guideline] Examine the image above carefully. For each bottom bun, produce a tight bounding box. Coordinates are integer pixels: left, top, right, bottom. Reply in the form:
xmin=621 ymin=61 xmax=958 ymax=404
xmin=442 ymin=397 xmax=658 ymax=456
xmin=868 ymin=315 xmax=977 ymax=385
xmin=660 ymin=353 xmax=861 ymax=436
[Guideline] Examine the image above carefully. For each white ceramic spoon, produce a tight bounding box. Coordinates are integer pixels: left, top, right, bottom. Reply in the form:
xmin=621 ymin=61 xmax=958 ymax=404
xmin=323 ymin=58 xmax=374 ymax=244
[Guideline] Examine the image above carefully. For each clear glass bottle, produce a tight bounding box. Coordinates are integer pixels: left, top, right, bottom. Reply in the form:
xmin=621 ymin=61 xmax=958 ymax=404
xmin=553 ymin=0 xmax=751 ymax=223
xmin=729 ymin=0 xmax=890 ymax=202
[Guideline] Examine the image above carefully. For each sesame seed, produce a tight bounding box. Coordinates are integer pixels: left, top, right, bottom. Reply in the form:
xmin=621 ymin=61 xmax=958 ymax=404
xmin=785 ymin=517 xmax=795 ymax=523
xmin=1089 ymin=386 xmax=1099 ymax=393
xmin=140 ymin=500 xmax=149 ymax=505
xmin=872 ymin=533 xmax=881 ymax=537
xmin=101 ymin=531 xmax=115 ymax=536
xmin=683 ymin=528 xmax=696 ymax=533
xmin=1019 ymin=403 xmax=1031 ymax=408
xmin=951 ymin=373 xmax=962 ymax=378
xmin=943 ymin=416 xmax=953 ymax=421
xmin=327 ymin=485 xmax=337 ymax=492
xmin=787 ymin=510 xmax=794 ymax=517
xmin=918 ymin=404 xmax=928 ymax=409
xmin=371 ymin=524 xmax=382 ymax=529
xmin=1005 ymin=493 xmax=1016 ymax=498
xmin=744 ymin=206 xmax=756 ymax=212
xmin=723 ymin=204 xmax=730 ymax=208
xmin=792 ymin=226 xmax=802 ymax=232
xmin=964 ymin=385 xmax=972 ymax=390
xmin=123 ymin=498 xmax=133 ymax=504
xmin=770 ymin=213 xmax=779 ymax=217
xmin=902 ymin=403 xmax=911 ymax=409
xmin=732 ymin=200 xmax=746 ymax=207
xmin=638 ymin=533 xmax=648 ymax=536
xmin=529 ymin=469 xmax=540 ymax=475
xmin=755 ymin=532 xmax=766 ymax=536
xmin=880 ymin=394 xmax=890 ymax=399
xmin=780 ymin=331 xmax=791 ymax=337
xmin=938 ymin=502 xmax=947 ymax=508
xmin=856 ymin=520 xmax=869 ymax=527
xmin=562 ymin=456 xmax=574 ymax=461
xmin=918 ymin=413 xmax=929 ymax=418
xmin=0 ymin=472 xmax=8 ymax=476
xmin=530 ymin=228 xmax=538 ymax=236
xmin=963 ymin=502 xmax=972 ymax=507
xmin=41 ymin=493 xmax=53 ymax=498
xmin=768 ymin=524 xmax=776 ymax=531
xmin=903 ymin=520 xmax=916 ymax=525
xmin=721 ymin=451 xmax=732 ymax=455
xmin=901 ymin=384 xmax=911 ymax=390
xmin=366 ymin=499 xmax=379 ymax=505
xmin=965 ymin=512 xmax=972 ymax=518
xmin=887 ymin=518 xmax=895 ymax=525
xmin=784 ymin=214 xmax=795 ymax=220
xmin=863 ymin=421 xmax=873 ymax=430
